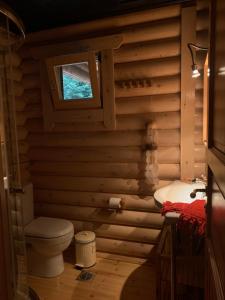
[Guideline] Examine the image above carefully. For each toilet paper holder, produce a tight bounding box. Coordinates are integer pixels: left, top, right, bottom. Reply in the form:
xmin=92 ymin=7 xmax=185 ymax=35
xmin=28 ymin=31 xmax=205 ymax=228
xmin=108 ymin=197 xmax=122 ymax=211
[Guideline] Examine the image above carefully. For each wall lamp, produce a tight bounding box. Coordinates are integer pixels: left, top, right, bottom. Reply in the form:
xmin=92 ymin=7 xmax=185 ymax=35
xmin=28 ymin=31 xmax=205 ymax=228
xmin=187 ymin=43 xmax=208 ymax=78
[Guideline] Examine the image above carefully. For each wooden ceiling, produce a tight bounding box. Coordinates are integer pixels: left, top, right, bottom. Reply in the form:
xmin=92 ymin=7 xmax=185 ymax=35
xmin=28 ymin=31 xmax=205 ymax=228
xmin=4 ymin=0 xmax=192 ymax=33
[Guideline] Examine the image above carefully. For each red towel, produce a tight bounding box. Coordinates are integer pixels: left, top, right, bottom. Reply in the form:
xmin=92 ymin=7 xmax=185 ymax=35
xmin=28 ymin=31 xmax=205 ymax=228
xmin=162 ymin=201 xmax=188 ymax=215
xmin=162 ymin=200 xmax=206 ymax=236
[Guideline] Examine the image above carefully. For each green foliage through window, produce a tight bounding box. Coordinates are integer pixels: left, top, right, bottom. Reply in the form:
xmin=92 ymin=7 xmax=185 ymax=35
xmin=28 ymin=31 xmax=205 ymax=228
xmin=62 ymin=73 xmax=93 ymax=100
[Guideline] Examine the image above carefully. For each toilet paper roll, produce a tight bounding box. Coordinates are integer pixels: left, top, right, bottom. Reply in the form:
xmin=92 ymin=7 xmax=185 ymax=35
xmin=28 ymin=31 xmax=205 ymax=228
xmin=3 ymin=176 xmax=8 ymax=190
xmin=109 ymin=197 xmax=122 ymax=209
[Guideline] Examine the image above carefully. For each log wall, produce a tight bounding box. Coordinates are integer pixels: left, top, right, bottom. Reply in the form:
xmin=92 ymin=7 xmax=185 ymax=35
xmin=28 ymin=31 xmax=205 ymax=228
xmin=2 ymin=52 xmax=31 ymax=185
xmin=195 ymin=0 xmax=209 ymax=173
xmin=17 ymin=3 xmax=206 ymax=258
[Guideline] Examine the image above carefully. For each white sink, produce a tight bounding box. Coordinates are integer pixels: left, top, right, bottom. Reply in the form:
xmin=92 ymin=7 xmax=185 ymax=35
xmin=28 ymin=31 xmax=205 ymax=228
xmin=154 ymin=180 xmax=206 ymax=207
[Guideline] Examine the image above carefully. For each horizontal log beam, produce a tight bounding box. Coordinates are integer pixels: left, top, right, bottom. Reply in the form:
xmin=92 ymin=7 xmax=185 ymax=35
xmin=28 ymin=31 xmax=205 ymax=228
xmin=30 ymin=161 xmax=205 ymax=180
xmin=22 ymin=75 xmax=181 ymax=102
xmin=28 ymin=130 xmax=146 ymax=147
xmin=34 ymin=203 xmax=164 ymax=229
xmin=26 ymin=111 xmax=182 ymax=133
xmin=29 ymin=146 xmax=143 ymax=163
xmin=136 ymin=113 xmax=184 ymax=129
xmin=34 ymin=189 xmax=159 ymax=212
xmin=114 ymin=38 xmax=180 ymax=63
xmin=31 ymin=161 xmax=148 ymax=179
xmin=21 ymin=39 xmax=180 ymax=76
xmin=116 ymin=93 xmax=180 ymax=114
xmin=26 ymin=113 xmax=180 ymax=132
xmin=157 ymin=129 xmax=203 ymax=146
xmin=96 ymin=237 xmax=155 ymax=258
xmin=115 ymin=56 xmax=180 ymax=80
xmin=32 ymin=175 xmax=171 ymax=194
xmin=29 ymin=145 xmax=205 ymax=165
xmin=158 ymin=145 xmax=206 ymax=163
xmin=123 ymin=17 xmax=180 ymax=44
xmin=25 ymin=96 xmax=200 ymax=129
xmin=28 ymin=129 xmax=203 ymax=148
xmin=159 ymin=163 xmax=205 ymax=179
xmin=33 ymin=176 xmax=144 ymax=194
xmin=70 ymin=220 xmax=161 ymax=244
xmin=93 ymin=224 xmax=160 ymax=244
xmin=25 ymin=104 xmax=183 ymax=134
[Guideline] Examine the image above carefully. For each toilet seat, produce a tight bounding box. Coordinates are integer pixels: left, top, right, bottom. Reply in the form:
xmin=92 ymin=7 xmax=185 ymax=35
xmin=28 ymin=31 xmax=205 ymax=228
xmin=25 ymin=217 xmax=74 ymax=239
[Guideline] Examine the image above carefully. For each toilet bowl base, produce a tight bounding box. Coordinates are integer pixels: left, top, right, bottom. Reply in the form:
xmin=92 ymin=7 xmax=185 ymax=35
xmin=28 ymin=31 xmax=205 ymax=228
xmin=27 ymin=247 xmax=64 ymax=277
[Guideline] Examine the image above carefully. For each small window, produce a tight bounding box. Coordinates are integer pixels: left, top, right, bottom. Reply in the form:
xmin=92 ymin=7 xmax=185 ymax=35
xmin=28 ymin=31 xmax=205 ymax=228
xmin=46 ymin=52 xmax=101 ymax=109
xmin=38 ymin=34 xmax=122 ymax=130
xmin=58 ymin=62 xmax=94 ymax=100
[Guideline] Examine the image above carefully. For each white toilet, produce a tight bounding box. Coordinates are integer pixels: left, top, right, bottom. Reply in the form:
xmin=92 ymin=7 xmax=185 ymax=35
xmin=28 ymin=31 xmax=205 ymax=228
xmin=21 ymin=183 xmax=74 ymax=277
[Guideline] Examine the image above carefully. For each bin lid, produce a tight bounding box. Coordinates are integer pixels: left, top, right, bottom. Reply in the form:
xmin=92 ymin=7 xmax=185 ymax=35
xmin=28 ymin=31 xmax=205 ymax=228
xmin=75 ymin=231 xmax=95 ymax=243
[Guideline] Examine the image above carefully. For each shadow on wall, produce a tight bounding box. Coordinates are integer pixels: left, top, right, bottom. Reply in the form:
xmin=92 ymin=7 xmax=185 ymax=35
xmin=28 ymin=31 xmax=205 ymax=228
xmin=137 ymin=122 xmax=159 ymax=196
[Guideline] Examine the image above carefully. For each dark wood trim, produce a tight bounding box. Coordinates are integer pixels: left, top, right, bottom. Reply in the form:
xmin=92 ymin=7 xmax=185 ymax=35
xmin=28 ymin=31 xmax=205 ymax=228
xmin=207 ymin=149 xmax=225 ymax=197
xmin=206 ymin=239 xmax=225 ymax=300
xmin=0 ymin=156 xmax=13 ymax=300
xmin=207 ymin=0 xmax=216 ymax=150
xmin=206 ymin=1 xmax=225 ymax=299
xmin=0 ymin=204 xmax=11 ymax=300
xmin=206 ymin=166 xmax=212 ymax=239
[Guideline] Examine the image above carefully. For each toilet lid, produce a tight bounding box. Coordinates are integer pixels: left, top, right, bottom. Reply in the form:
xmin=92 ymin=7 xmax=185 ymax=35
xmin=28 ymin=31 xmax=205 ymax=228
xmin=25 ymin=217 xmax=74 ymax=238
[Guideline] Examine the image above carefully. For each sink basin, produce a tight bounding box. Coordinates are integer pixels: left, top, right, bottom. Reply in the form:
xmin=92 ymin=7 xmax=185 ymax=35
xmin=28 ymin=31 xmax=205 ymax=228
xmin=154 ymin=180 xmax=206 ymax=207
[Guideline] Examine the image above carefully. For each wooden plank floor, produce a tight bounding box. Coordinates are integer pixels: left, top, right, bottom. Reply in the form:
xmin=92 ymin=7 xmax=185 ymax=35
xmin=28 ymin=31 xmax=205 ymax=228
xmin=28 ymin=252 xmax=157 ymax=300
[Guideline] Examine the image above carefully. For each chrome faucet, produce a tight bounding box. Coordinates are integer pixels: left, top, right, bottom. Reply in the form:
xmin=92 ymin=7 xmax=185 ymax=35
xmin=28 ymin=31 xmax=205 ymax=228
xmin=190 ymin=176 xmax=207 ymax=198
xmin=190 ymin=188 xmax=207 ymax=199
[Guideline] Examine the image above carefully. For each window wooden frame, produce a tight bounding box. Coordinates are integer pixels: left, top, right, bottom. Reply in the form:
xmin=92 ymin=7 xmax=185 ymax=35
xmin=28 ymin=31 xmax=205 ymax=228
xmin=0 ymin=140 xmax=13 ymax=300
xmin=30 ymin=34 xmax=123 ymax=131
xmin=46 ymin=51 xmax=101 ymax=110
